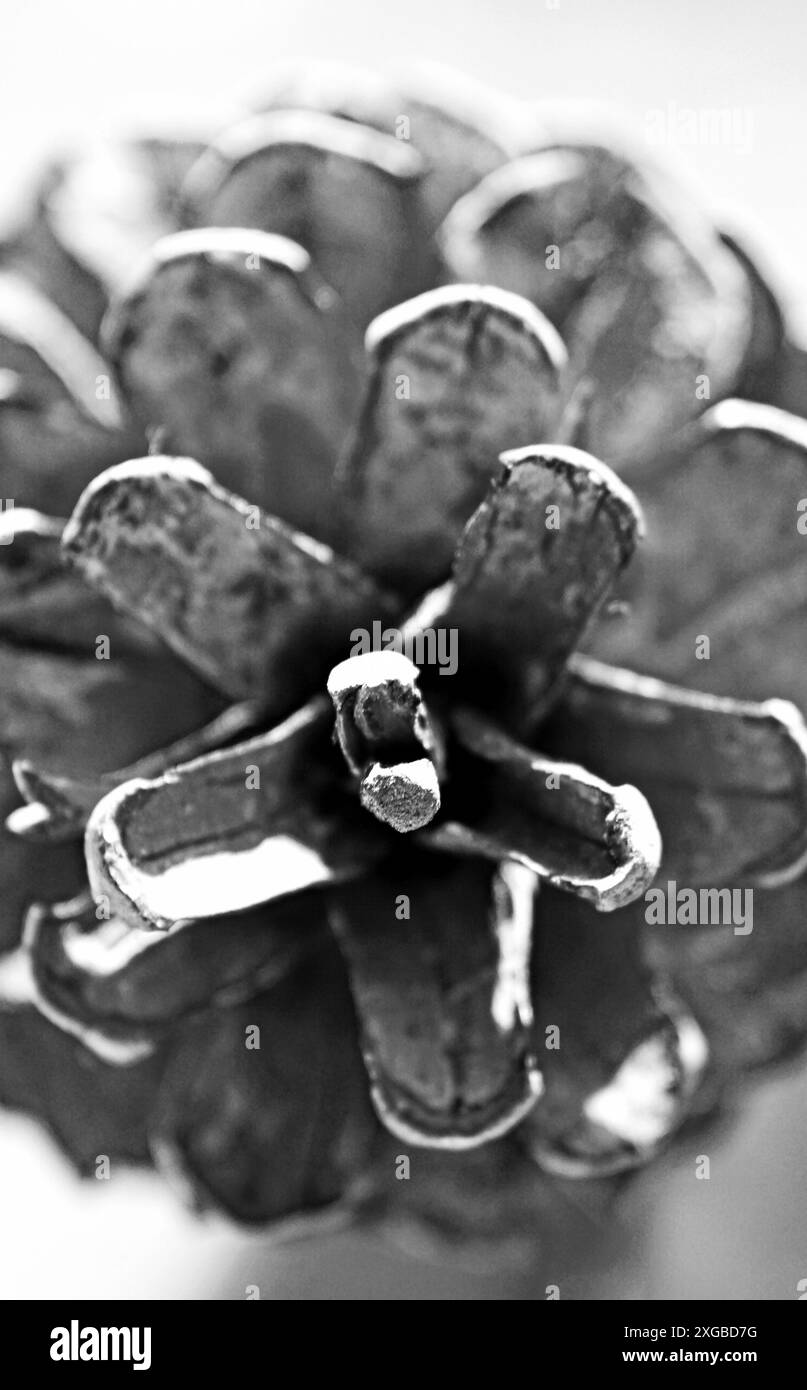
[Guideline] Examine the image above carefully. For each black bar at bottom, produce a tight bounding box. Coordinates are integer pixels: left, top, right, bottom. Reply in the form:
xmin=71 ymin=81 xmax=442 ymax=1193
xmin=0 ymin=1297 xmax=799 ymax=1376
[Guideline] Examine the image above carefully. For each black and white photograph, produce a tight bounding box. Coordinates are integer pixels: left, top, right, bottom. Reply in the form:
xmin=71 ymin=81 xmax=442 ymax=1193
xmin=1 ymin=0 xmax=806 ymax=1334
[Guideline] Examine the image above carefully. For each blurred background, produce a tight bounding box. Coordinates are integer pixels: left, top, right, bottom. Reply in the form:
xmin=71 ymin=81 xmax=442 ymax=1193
xmin=1 ymin=0 xmax=806 ymax=1299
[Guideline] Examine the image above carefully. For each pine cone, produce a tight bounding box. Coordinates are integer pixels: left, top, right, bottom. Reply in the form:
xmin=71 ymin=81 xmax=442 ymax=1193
xmin=2 ymin=66 xmax=807 ymax=1261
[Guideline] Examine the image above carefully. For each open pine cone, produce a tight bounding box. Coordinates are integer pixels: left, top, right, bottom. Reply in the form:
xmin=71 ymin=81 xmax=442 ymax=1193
xmin=2 ymin=65 xmax=807 ymax=1259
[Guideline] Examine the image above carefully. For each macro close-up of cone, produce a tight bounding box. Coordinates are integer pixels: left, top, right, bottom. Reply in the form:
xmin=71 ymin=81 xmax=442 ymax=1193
xmin=2 ymin=5 xmax=807 ymax=1313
